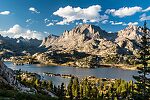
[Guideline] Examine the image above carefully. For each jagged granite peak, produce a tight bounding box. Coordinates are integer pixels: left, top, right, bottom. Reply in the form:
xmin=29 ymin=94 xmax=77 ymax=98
xmin=41 ymin=24 xmax=110 ymax=48
xmin=71 ymin=24 xmax=102 ymax=34
xmin=40 ymin=24 xmax=150 ymax=56
xmin=62 ymin=24 xmax=108 ymax=39
xmin=40 ymin=24 xmax=119 ymax=56
xmin=40 ymin=34 xmax=59 ymax=47
xmin=115 ymin=25 xmax=148 ymax=55
xmin=116 ymin=25 xmax=143 ymax=41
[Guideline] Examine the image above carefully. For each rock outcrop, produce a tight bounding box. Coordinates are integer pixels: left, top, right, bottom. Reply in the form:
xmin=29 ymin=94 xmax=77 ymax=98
xmin=115 ymin=25 xmax=144 ymax=55
xmin=0 ymin=61 xmax=22 ymax=88
xmin=41 ymin=24 xmax=150 ymax=56
xmin=41 ymin=24 xmax=119 ymax=56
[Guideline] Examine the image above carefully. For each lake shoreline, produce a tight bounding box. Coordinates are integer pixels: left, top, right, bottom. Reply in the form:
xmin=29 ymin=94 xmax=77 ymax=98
xmin=7 ymin=60 xmax=137 ymax=71
xmin=37 ymin=61 xmax=138 ymax=71
xmin=4 ymin=59 xmax=138 ymax=71
xmin=5 ymin=61 xmax=138 ymax=84
xmin=99 ymin=64 xmax=137 ymax=70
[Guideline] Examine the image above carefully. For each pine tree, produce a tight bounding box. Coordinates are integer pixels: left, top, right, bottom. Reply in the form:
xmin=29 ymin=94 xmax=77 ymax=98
xmin=47 ymin=80 xmax=53 ymax=91
xmin=79 ymin=84 xmax=83 ymax=99
xmin=41 ymin=80 xmax=47 ymax=89
xmin=67 ymin=77 xmax=74 ymax=100
xmin=110 ymin=84 xmax=115 ymax=100
xmin=57 ymin=85 xmax=61 ymax=96
xmin=72 ymin=77 xmax=80 ymax=99
xmin=60 ymin=83 xmax=65 ymax=100
xmin=91 ymin=85 xmax=98 ymax=99
xmin=82 ymin=78 xmax=88 ymax=98
xmin=34 ymin=79 xmax=40 ymax=88
xmin=53 ymin=85 xmax=57 ymax=94
xmin=133 ymin=21 xmax=150 ymax=100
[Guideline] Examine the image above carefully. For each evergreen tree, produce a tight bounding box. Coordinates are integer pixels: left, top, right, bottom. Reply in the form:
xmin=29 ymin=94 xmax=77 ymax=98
xmin=82 ymin=78 xmax=88 ymax=98
xmin=90 ymin=85 xmax=98 ymax=99
xmin=53 ymin=85 xmax=57 ymax=94
xmin=34 ymin=79 xmax=40 ymax=88
xmin=60 ymin=83 xmax=65 ymax=100
xmin=72 ymin=77 xmax=80 ymax=99
xmin=133 ymin=21 xmax=150 ymax=100
xmin=79 ymin=85 xmax=83 ymax=99
xmin=110 ymin=84 xmax=115 ymax=100
xmin=67 ymin=77 xmax=74 ymax=100
xmin=41 ymin=80 xmax=47 ymax=89
xmin=47 ymin=80 xmax=53 ymax=91
xmin=57 ymin=85 xmax=61 ymax=96
xmin=86 ymin=82 xmax=92 ymax=98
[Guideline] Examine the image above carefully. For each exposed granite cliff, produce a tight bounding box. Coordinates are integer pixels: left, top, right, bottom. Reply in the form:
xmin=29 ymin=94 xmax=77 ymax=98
xmin=41 ymin=24 xmax=119 ymax=56
xmin=41 ymin=24 xmax=150 ymax=56
xmin=115 ymin=25 xmax=144 ymax=55
xmin=37 ymin=24 xmax=150 ymax=68
xmin=0 ymin=61 xmax=22 ymax=89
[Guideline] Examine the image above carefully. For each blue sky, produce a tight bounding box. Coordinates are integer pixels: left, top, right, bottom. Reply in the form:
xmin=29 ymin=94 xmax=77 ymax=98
xmin=0 ymin=0 xmax=150 ymax=39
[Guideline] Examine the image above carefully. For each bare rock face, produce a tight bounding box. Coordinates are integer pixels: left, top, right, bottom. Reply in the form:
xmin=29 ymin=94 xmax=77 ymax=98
xmin=115 ymin=25 xmax=146 ymax=55
xmin=0 ymin=61 xmax=22 ymax=88
xmin=116 ymin=25 xmax=142 ymax=41
xmin=40 ymin=24 xmax=149 ymax=56
xmin=40 ymin=34 xmax=59 ymax=48
xmin=41 ymin=24 xmax=118 ymax=56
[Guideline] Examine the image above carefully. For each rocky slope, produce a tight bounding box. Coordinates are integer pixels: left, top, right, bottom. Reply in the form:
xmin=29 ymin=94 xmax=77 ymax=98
xmin=0 ymin=61 xmax=57 ymax=98
xmin=41 ymin=24 xmax=148 ymax=56
xmin=0 ymin=61 xmax=23 ymax=89
xmin=41 ymin=24 xmax=119 ymax=56
xmin=0 ymin=35 xmax=46 ymax=57
xmin=115 ymin=25 xmax=144 ymax=55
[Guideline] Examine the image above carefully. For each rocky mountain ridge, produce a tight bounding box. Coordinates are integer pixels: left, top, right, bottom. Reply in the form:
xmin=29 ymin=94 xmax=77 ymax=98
xmin=41 ymin=24 xmax=148 ymax=56
xmin=0 ymin=35 xmax=46 ymax=57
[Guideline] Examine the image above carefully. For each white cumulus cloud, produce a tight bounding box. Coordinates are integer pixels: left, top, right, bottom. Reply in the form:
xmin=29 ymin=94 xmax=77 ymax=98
xmin=53 ymin=5 xmax=108 ymax=25
xmin=110 ymin=21 xmax=123 ymax=25
xmin=75 ymin=22 xmax=83 ymax=25
xmin=140 ymin=13 xmax=150 ymax=21
xmin=142 ymin=7 xmax=150 ymax=12
xmin=0 ymin=24 xmax=44 ymax=40
xmin=105 ymin=6 xmax=142 ymax=18
xmin=122 ymin=22 xmax=138 ymax=26
xmin=26 ymin=19 xmax=31 ymax=23
xmin=127 ymin=22 xmax=138 ymax=26
xmin=109 ymin=21 xmax=138 ymax=26
xmin=101 ymin=20 xmax=108 ymax=24
xmin=29 ymin=7 xmax=40 ymax=13
xmin=46 ymin=22 xmax=54 ymax=26
xmin=56 ymin=19 xmax=70 ymax=25
xmin=44 ymin=18 xmax=50 ymax=23
xmin=0 ymin=11 xmax=11 ymax=15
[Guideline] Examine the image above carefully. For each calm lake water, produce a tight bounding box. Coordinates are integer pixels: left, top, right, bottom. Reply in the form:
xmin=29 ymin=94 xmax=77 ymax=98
xmin=5 ymin=62 xmax=138 ymax=86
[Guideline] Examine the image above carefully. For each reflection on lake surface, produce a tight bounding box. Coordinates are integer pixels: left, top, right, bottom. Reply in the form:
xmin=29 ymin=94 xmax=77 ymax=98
xmin=5 ymin=62 xmax=138 ymax=86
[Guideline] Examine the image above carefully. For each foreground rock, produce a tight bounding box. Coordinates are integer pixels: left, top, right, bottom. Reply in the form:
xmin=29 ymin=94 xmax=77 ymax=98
xmin=0 ymin=61 xmax=23 ymax=89
xmin=0 ymin=61 xmax=58 ymax=98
